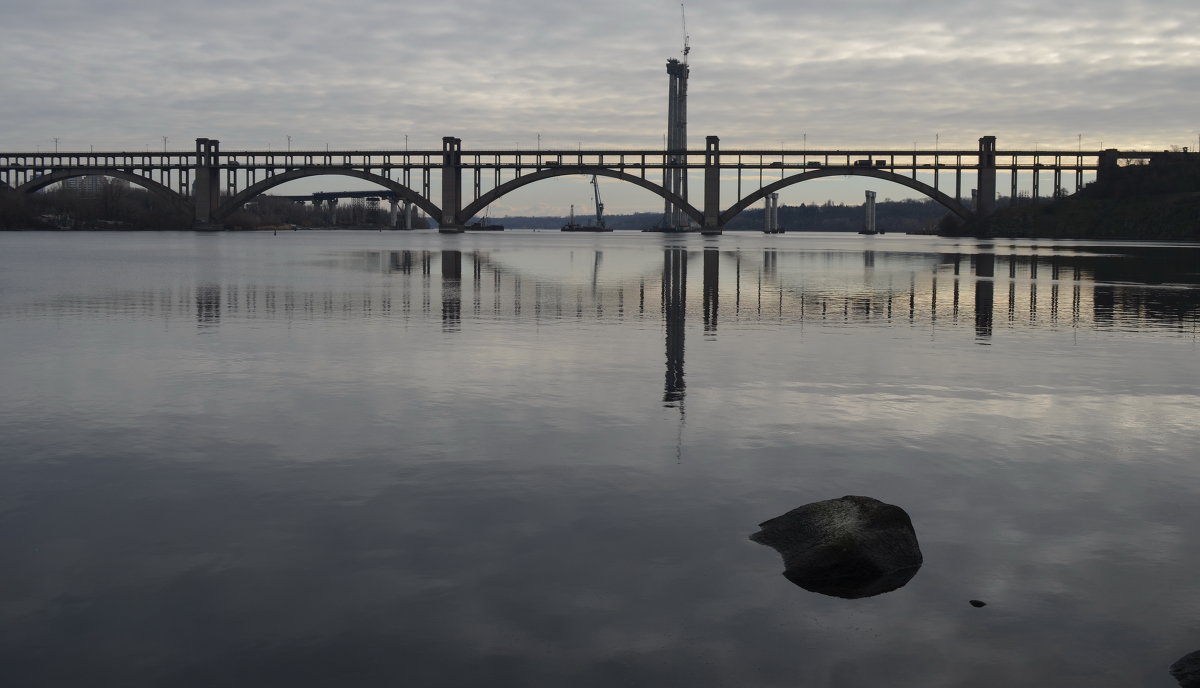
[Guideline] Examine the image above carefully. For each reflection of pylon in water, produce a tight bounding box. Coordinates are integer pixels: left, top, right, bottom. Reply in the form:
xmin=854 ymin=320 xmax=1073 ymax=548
xmin=675 ymin=398 xmax=685 ymax=464
xmin=658 ymin=244 xmax=688 ymax=461
xmin=663 ymin=248 xmax=686 ymax=404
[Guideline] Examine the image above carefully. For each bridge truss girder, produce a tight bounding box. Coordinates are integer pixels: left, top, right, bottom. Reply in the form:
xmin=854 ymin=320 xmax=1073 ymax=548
xmin=2 ymin=134 xmax=1143 ymax=232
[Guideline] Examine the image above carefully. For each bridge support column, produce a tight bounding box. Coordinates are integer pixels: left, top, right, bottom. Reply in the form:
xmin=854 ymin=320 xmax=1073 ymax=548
xmin=1096 ymin=148 xmax=1119 ymax=189
xmin=701 ymin=136 xmax=722 ymax=235
xmin=439 ymin=136 xmax=464 ymax=233
xmin=193 ymin=138 xmax=220 ymax=226
xmin=976 ymin=136 xmax=996 ymax=217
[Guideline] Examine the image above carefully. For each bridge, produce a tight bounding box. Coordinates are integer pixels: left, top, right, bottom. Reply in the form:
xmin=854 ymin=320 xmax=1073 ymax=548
xmin=0 ymin=135 xmax=1151 ymax=233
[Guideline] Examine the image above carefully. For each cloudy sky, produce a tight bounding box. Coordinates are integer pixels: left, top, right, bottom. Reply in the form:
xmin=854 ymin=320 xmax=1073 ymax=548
xmin=2 ymin=0 xmax=1197 ymax=212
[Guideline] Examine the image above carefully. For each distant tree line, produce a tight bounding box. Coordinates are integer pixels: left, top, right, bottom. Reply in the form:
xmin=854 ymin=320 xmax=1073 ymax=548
xmin=0 ymin=185 xmax=429 ymax=230
xmin=1 ymin=181 xmax=192 ymax=229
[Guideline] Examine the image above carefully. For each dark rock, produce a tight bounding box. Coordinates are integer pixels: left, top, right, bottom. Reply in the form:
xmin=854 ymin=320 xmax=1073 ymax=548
xmin=750 ymin=495 xmax=923 ymax=599
xmin=1171 ymin=650 xmax=1200 ymax=688
xmin=969 ymin=599 xmax=987 ymax=608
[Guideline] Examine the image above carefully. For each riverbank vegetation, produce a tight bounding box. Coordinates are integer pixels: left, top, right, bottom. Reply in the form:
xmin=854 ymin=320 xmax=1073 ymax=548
xmin=0 ymin=184 xmax=428 ymax=230
xmin=962 ymin=155 xmax=1200 ymax=240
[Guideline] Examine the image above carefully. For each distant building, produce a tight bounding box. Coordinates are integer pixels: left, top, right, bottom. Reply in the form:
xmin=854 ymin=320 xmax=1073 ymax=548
xmin=60 ymin=175 xmax=128 ymax=197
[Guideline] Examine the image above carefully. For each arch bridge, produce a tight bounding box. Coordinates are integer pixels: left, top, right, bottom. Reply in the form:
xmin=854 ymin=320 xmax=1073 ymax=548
xmin=1 ymin=135 xmax=1137 ymax=233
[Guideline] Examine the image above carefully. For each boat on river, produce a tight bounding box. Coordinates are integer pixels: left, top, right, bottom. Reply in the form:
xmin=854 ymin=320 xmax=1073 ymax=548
xmin=467 ymin=220 xmax=504 ymax=231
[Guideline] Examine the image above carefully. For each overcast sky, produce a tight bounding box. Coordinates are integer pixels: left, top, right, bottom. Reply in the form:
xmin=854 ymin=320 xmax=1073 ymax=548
xmin=2 ymin=0 xmax=1197 ymax=212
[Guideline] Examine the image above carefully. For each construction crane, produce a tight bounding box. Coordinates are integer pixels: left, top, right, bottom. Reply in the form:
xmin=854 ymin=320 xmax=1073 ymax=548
xmin=680 ymin=2 xmax=690 ymax=64
xmin=591 ymin=175 xmax=606 ymax=228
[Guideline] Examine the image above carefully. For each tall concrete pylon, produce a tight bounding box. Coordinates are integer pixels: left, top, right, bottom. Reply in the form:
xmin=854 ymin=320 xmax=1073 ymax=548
xmin=663 ymin=58 xmax=689 ymax=231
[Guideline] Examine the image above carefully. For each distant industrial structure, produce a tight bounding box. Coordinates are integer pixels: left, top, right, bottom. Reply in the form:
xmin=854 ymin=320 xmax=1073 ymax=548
xmin=762 ymin=193 xmax=782 ymax=233
xmin=275 ymin=190 xmax=420 ymax=228
xmin=861 ymin=190 xmax=878 ymax=235
xmin=61 ymin=175 xmax=127 ymax=197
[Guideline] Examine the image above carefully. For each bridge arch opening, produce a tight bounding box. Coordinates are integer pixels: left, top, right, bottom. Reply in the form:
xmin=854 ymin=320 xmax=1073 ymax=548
xmin=461 ymin=173 xmax=678 ymax=228
xmin=458 ymin=168 xmax=702 ymax=228
xmin=16 ymin=169 xmax=185 ymax=205
xmin=720 ymin=168 xmax=974 ymax=229
xmin=230 ymin=173 xmax=436 ymax=229
xmin=216 ymin=168 xmax=441 ymax=226
xmin=13 ymin=170 xmax=191 ymax=228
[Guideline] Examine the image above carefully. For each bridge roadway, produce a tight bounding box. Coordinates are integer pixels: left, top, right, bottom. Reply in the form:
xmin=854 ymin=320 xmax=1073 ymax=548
xmin=0 ymin=135 xmax=1145 ymax=232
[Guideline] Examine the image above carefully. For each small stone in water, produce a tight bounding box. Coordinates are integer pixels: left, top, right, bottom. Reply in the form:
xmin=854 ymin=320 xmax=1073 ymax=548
xmin=969 ymin=599 xmax=987 ymax=608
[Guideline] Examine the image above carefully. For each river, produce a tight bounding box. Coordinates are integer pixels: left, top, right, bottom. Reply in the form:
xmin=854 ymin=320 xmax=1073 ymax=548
xmin=1 ymin=230 xmax=1198 ymax=687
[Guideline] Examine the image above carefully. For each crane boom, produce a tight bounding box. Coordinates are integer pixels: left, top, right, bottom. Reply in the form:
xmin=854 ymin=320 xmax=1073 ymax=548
xmin=591 ymin=175 xmax=605 ymax=228
xmin=680 ymin=2 xmax=690 ymax=63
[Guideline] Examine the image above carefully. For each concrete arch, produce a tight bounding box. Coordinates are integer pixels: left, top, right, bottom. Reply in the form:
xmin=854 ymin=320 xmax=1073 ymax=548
xmin=15 ymin=168 xmax=188 ymax=210
xmin=459 ymin=167 xmax=702 ymax=226
xmin=720 ymin=168 xmax=973 ymax=225
xmin=216 ymin=167 xmax=441 ymax=222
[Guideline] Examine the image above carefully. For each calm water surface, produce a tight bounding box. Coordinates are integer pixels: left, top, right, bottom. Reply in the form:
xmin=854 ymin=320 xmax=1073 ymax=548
xmin=2 ymin=230 xmax=1199 ymax=687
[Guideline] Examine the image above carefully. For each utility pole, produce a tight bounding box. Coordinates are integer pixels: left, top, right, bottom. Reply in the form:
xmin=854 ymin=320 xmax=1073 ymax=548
xmin=53 ymin=137 xmax=59 ymax=153
xmin=162 ymin=136 xmax=168 ymax=152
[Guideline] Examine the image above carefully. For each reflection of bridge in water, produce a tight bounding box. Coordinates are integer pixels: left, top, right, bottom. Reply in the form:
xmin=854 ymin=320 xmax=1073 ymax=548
xmin=10 ymin=245 xmax=1193 ymax=407
xmin=9 ymin=244 xmax=1192 ymax=406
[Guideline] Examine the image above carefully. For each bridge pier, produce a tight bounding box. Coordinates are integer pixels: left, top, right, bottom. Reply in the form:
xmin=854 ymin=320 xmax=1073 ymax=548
xmin=439 ymin=136 xmax=464 ymax=233
xmin=1096 ymin=148 xmax=1119 ymax=186
xmin=702 ymin=136 xmax=722 ymax=234
xmin=193 ymin=138 xmax=220 ymax=226
xmin=976 ymin=136 xmax=996 ymax=217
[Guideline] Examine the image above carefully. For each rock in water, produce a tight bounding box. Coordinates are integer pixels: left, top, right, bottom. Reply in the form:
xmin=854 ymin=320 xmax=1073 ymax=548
xmin=1171 ymin=650 xmax=1200 ymax=688
xmin=750 ymin=495 xmax=923 ymax=599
